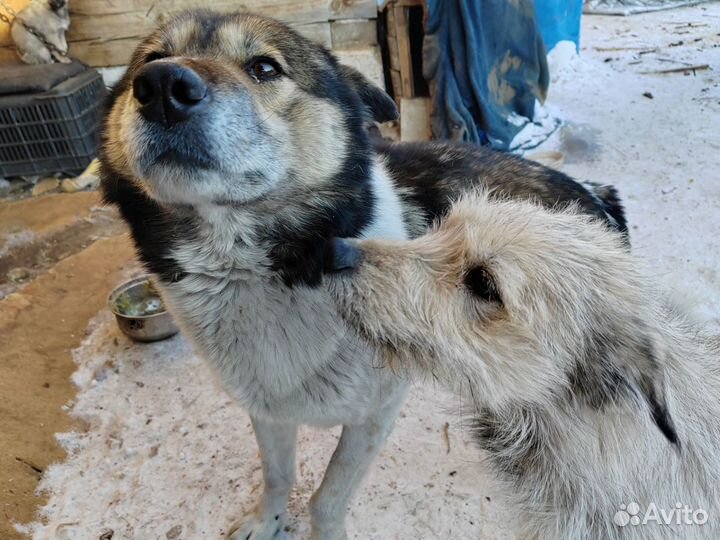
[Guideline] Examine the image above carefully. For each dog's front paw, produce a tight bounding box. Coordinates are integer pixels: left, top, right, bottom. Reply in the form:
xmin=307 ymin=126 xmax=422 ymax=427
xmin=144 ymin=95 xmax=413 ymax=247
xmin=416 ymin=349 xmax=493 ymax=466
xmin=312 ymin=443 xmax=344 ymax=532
xmin=226 ymin=512 xmax=287 ymax=540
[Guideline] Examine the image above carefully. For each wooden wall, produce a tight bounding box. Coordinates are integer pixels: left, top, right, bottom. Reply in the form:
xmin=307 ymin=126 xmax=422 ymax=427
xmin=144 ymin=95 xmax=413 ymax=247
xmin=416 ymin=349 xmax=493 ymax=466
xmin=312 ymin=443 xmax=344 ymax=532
xmin=0 ymin=0 xmax=378 ymax=66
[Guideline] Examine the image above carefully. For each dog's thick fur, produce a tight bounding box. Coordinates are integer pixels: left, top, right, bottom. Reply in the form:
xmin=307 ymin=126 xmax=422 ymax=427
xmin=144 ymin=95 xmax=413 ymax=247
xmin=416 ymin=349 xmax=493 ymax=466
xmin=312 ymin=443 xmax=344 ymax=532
xmin=327 ymin=192 xmax=720 ymax=540
xmin=100 ymin=10 xmax=629 ymax=539
xmin=11 ymin=0 xmax=70 ymax=64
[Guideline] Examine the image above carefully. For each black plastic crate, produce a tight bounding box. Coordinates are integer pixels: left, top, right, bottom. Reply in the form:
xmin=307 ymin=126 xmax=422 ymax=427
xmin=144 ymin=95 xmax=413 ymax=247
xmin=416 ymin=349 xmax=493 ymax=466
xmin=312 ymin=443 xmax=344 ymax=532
xmin=0 ymin=68 xmax=107 ymax=178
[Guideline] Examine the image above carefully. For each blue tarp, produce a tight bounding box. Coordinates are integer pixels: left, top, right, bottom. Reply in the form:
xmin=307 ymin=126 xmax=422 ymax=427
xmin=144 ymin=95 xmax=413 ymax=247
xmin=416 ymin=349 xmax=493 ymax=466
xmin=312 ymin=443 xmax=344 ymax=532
xmin=535 ymin=0 xmax=583 ymax=51
xmin=422 ymin=0 xmax=581 ymax=150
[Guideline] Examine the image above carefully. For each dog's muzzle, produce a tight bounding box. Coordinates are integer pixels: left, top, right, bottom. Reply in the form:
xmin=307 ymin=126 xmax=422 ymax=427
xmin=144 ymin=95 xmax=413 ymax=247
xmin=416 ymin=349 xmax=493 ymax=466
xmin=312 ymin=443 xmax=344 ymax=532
xmin=328 ymin=238 xmax=362 ymax=272
xmin=133 ymin=61 xmax=208 ymax=128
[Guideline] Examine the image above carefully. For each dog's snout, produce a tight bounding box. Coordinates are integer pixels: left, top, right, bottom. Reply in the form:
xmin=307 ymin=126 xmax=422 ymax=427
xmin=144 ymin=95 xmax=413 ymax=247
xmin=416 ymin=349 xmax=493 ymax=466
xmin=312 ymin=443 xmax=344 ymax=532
xmin=328 ymin=238 xmax=362 ymax=273
xmin=133 ymin=62 xmax=208 ymax=127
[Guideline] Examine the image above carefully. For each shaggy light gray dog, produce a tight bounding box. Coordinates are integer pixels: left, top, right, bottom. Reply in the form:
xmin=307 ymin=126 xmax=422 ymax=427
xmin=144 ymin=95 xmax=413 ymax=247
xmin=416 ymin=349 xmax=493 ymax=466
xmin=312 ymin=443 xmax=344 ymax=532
xmin=327 ymin=191 xmax=720 ymax=540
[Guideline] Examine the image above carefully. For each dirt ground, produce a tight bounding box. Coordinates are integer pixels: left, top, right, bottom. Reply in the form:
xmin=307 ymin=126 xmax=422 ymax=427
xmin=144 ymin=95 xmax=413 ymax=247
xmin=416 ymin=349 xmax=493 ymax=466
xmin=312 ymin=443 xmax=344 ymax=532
xmin=1 ymin=5 xmax=718 ymax=540
xmin=0 ymin=194 xmax=137 ymax=540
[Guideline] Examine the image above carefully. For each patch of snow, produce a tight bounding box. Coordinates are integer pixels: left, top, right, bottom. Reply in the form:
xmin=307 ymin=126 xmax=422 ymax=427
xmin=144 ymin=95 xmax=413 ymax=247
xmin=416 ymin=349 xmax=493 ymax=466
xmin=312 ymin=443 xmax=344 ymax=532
xmin=546 ymin=41 xmax=581 ymax=83
xmin=0 ymin=230 xmax=35 ymax=257
xmin=508 ymin=101 xmax=562 ymax=152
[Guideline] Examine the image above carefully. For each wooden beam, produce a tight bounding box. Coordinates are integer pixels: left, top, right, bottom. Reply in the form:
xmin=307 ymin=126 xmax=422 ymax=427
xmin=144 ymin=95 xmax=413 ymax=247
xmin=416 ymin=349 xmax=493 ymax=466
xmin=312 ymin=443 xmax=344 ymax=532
xmin=68 ymin=20 xmax=333 ymax=67
xmin=393 ymin=5 xmax=414 ymax=98
xmin=295 ymin=22 xmax=332 ymax=49
xmin=384 ymin=6 xmax=403 ymax=98
xmin=64 ymin=0 xmax=377 ymax=67
xmin=70 ymin=0 xmax=376 ymax=23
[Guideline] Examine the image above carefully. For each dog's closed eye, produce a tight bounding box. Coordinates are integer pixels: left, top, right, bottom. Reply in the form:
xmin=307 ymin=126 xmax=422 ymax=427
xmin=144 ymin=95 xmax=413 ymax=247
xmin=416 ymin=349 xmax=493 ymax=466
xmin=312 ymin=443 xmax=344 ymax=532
xmin=144 ymin=51 xmax=167 ymax=64
xmin=463 ymin=266 xmax=502 ymax=304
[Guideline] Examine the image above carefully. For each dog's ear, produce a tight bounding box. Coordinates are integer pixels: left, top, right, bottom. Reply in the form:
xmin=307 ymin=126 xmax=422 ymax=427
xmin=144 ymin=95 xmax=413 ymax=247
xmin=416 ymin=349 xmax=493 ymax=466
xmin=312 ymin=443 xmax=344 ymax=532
xmin=575 ymin=329 xmax=680 ymax=449
xmin=338 ymin=64 xmax=399 ymax=122
xmin=632 ymin=338 xmax=681 ymax=450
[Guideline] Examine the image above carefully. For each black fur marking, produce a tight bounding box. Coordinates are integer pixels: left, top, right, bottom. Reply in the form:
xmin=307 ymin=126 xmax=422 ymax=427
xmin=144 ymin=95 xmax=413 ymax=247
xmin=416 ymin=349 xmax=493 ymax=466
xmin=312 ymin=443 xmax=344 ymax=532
xmin=100 ymin=169 xmax=191 ymax=284
xmin=636 ymin=339 xmax=681 ymax=448
xmin=567 ymin=331 xmax=633 ymax=410
xmin=464 ymin=266 xmax=502 ymax=304
xmin=471 ymin=408 xmax=544 ymax=479
xmin=645 ymin=382 xmax=681 ymax=448
xmin=585 ymin=181 xmax=629 ymax=239
xmin=266 ymin=173 xmax=375 ymax=287
xmin=265 ymin=159 xmax=375 ymax=288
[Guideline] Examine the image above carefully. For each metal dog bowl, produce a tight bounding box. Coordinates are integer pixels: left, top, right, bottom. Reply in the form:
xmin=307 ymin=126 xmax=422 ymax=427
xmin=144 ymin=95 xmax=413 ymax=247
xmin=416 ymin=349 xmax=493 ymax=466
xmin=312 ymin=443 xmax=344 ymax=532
xmin=108 ymin=275 xmax=179 ymax=342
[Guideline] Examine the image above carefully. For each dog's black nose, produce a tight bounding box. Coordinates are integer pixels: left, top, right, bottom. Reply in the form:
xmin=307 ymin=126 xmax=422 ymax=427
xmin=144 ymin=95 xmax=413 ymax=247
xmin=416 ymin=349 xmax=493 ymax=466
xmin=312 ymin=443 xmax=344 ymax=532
xmin=328 ymin=238 xmax=362 ymax=272
xmin=133 ymin=62 xmax=207 ymax=127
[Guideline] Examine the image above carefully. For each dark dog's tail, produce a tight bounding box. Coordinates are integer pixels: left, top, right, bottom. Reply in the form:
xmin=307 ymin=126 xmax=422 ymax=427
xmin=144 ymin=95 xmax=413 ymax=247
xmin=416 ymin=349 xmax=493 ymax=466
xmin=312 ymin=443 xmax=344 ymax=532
xmin=586 ymin=182 xmax=629 ymax=241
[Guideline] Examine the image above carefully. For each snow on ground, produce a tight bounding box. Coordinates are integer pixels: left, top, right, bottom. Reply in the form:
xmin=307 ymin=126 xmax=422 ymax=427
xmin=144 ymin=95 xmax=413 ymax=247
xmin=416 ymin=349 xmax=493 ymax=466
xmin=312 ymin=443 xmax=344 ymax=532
xmin=19 ymin=5 xmax=719 ymax=540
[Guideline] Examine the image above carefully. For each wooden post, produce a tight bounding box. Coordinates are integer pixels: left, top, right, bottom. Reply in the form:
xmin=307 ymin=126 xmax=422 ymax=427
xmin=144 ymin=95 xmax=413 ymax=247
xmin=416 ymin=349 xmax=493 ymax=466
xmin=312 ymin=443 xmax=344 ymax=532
xmin=393 ymin=5 xmax=414 ymax=98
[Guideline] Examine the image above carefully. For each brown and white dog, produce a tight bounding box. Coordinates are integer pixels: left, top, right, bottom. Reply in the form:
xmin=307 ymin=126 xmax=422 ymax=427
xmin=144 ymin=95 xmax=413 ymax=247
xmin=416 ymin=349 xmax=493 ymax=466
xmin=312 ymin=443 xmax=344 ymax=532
xmin=100 ymin=10 xmax=628 ymax=540
xmin=326 ymin=191 xmax=720 ymax=540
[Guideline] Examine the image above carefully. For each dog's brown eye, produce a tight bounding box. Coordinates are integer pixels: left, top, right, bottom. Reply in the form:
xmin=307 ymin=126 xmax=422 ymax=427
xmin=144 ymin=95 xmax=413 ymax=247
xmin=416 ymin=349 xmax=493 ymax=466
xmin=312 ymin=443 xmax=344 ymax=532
xmin=247 ymin=58 xmax=282 ymax=82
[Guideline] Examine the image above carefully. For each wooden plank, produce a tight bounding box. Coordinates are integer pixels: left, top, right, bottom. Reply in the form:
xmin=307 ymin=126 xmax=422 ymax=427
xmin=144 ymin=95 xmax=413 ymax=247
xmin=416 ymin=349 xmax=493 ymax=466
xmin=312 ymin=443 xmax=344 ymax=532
xmin=67 ymin=12 xmax=156 ymax=43
xmin=68 ymin=20 xmax=333 ymax=67
xmin=385 ymin=8 xmax=400 ymax=71
xmin=386 ymin=6 xmax=396 ymax=39
xmin=67 ymin=9 xmax=338 ymax=43
xmin=68 ymin=38 xmax=137 ymax=67
xmin=295 ymin=21 xmax=332 ymax=48
xmin=330 ymin=19 xmax=376 ymax=49
xmin=393 ymin=5 xmax=414 ymax=98
xmin=400 ymin=97 xmax=431 ymax=142
xmin=70 ymin=0 xmax=376 ymax=22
